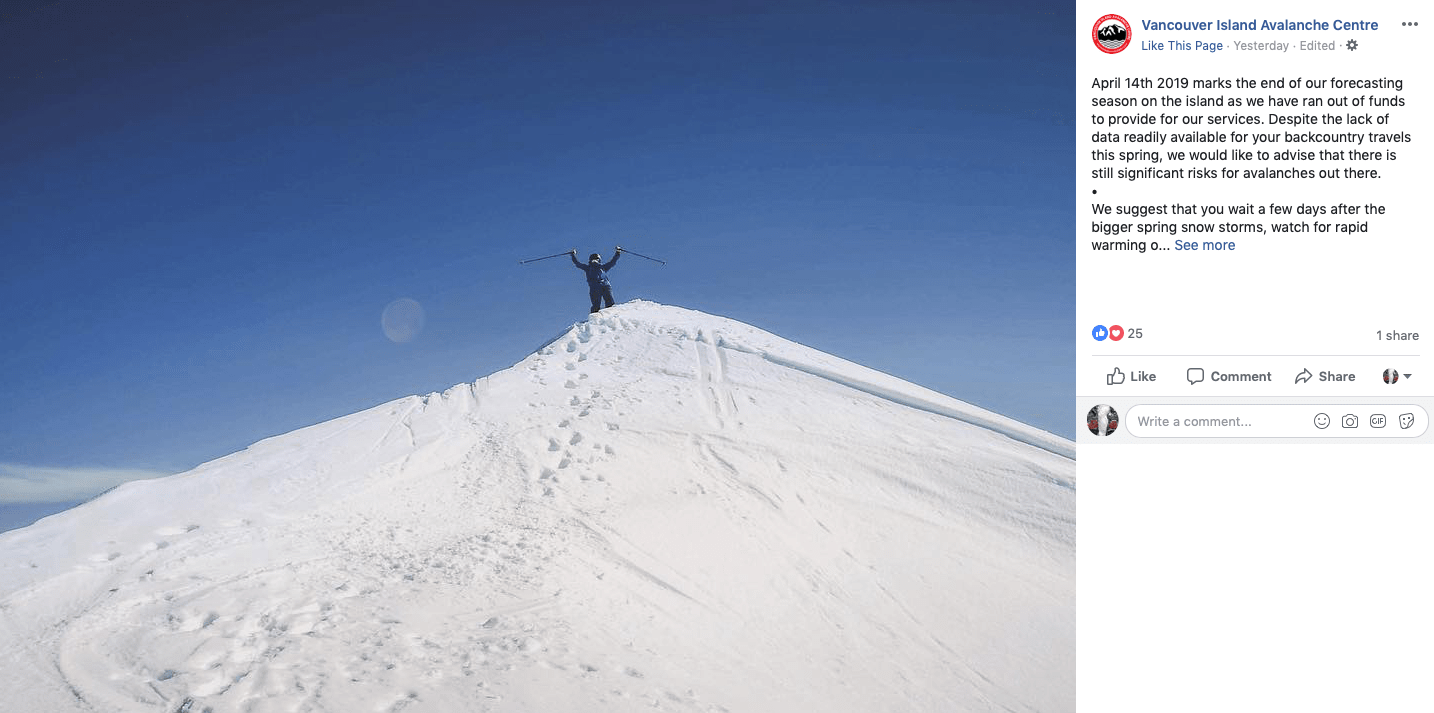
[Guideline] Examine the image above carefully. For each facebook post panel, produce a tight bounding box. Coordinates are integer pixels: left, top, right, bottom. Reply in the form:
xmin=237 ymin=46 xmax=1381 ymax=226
xmin=1078 ymin=2 xmax=1430 ymax=711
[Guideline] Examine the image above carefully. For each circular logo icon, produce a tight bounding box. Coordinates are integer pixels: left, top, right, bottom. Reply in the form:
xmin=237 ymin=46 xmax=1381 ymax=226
xmin=1088 ymin=404 xmax=1119 ymax=436
xmin=1092 ymin=325 xmax=1108 ymax=341
xmin=1384 ymin=368 xmax=1400 ymax=384
xmin=1093 ymin=14 xmax=1132 ymax=54
xmin=1109 ymin=324 xmax=1124 ymax=341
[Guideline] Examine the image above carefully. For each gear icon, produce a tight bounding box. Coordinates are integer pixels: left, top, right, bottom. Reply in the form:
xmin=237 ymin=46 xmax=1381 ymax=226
xmin=1346 ymin=38 xmax=1358 ymax=50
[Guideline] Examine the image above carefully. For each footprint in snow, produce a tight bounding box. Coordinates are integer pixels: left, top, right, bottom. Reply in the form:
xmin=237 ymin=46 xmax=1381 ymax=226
xmin=155 ymin=524 xmax=201 ymax=536
xmin=385 ymin=691 xmax=420 ymax=712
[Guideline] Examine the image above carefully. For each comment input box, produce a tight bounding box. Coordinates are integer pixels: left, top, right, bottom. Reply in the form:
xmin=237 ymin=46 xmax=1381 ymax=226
xmin=1125 ymin=405 xmax=1428 ymax=438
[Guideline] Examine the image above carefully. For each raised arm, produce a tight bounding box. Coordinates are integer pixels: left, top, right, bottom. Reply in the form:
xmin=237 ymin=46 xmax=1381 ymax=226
xmin=602 ymin=248 xmax=621 ymax=271
xmin=570 ymin=250 xmax=583 ymax=269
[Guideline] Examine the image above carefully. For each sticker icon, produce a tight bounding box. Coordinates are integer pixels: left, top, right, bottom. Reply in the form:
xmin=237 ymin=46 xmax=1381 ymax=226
xmin=1400 ymin=413 xmax=1416 ymax=429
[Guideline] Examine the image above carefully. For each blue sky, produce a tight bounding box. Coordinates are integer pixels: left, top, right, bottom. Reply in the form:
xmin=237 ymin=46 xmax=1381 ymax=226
xmin=0 ymin=1 xmax=1072 ymax=527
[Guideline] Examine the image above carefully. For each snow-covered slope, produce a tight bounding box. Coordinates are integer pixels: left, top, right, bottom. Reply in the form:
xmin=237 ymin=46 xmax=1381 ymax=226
xmin=0 ymin=301 xmax=1074 ymax=713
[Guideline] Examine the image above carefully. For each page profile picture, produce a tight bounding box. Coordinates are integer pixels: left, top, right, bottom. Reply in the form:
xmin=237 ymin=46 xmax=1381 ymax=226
xmin=1092 ymin=15 xmax=1132 ymax=54
xmin=1087 ymin=404 xmax=1120 ymax=436
xmin=1384 ymin=368 xmax=1400 ymax=384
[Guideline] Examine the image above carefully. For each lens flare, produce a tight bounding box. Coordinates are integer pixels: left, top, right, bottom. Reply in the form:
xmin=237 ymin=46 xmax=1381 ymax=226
xmin=381 ymin=298 xmax=425 ymax=343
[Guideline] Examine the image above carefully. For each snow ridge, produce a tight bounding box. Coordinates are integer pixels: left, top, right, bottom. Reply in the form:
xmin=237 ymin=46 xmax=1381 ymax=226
xmin=549 ymin=301 xmax=1072 ymax=459
xmin=0 ymin=300 xmax=1074 ymax=713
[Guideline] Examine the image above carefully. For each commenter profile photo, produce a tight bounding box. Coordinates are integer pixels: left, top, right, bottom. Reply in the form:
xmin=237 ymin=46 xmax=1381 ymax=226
xmin=1088 ymin=404 xmax=1119 ymax=436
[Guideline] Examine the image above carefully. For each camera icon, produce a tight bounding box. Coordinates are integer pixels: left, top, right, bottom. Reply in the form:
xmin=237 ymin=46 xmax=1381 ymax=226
xmin=1341 ymin=414 xmax=1359 ymax=429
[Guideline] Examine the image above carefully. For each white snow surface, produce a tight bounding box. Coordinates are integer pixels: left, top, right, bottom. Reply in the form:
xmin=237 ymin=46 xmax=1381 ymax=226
xmin=0 ymin=301 xmax=1074 ymax=712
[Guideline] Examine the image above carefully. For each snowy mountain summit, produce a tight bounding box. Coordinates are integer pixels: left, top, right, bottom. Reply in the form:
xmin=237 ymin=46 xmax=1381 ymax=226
xmin=0 ymin=301 xmax=1074 ymax=713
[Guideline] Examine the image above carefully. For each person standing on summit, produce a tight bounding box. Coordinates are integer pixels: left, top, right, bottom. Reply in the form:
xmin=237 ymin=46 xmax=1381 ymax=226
xmin=570 ymin=247 xmax=621 ymax=313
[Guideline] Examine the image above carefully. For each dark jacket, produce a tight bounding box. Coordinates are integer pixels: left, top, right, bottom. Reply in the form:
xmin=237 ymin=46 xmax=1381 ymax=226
xmin=572 ymin=252 xmax=619 ymax=288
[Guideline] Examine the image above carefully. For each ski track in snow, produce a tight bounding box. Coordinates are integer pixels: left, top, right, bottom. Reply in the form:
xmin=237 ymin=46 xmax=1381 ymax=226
xmin=0 ymin=301 xmax=1074 ymax=713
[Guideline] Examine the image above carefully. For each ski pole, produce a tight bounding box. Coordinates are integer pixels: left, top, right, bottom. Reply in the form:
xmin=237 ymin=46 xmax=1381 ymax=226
xmin=618 ymin=247 xmax=666 ymax=265
xmin=518 ymin=251 xmax=572 ymax=265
